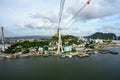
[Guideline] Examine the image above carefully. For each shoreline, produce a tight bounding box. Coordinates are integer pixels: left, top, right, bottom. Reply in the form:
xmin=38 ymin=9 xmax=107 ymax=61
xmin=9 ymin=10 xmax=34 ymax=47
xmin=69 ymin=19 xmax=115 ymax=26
xmin=0 ymin=47 xmax=119 ymax=59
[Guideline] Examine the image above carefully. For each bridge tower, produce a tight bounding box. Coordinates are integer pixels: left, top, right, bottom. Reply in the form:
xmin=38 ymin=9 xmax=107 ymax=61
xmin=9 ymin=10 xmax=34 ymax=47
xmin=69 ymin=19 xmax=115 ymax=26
xmin=1 ymin=26 xmax=5 ymax=52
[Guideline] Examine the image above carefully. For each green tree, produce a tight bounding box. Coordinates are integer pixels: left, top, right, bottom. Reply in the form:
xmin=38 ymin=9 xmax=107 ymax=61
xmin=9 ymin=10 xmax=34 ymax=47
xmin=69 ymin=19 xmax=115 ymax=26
xmin=23 ymin=49 xmax=29 ymax=54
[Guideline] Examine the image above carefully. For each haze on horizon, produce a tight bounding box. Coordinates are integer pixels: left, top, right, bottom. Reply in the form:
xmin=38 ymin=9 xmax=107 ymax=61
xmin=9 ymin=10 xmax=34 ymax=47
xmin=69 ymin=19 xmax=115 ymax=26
xmin=0 ymin=0 xmax=120 ymax=37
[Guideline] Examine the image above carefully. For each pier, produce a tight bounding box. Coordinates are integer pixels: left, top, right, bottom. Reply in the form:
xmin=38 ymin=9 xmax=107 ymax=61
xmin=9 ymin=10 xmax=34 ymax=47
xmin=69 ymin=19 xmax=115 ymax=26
xmin=98 ymin=49 xmax=119 ymax=55
xmin=63 ymin=51 xmax=90 ymax=58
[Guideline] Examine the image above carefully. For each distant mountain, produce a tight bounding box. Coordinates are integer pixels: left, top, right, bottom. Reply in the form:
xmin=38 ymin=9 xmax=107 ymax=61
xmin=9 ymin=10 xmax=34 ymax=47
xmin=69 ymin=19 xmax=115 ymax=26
xmin=118 ymin=36 xmax=120 ymax=40
xmin=87 ymin=32 xmax=116 ymax=40
xmin=4 ymin=35 xmax=51 ymax=39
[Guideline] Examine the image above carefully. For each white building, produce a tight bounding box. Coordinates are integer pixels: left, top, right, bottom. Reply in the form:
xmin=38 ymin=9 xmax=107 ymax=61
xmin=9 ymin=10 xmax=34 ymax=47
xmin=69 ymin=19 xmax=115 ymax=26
xmin=92 ymin=39 xmax=103 ymax=44
xmin=64 ymin=46 xmax=72 ymax=52
xmin=112 ymin=40 xmax=120 ymax=44
xmin=38 ymin=47 xmax=44 ymax=54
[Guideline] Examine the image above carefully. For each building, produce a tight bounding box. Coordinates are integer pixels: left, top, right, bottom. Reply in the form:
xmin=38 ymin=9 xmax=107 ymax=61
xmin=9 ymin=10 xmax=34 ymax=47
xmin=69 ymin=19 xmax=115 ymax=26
xmin=64 ymin=46 xmax=72 ymax=52
xmin=38 ymin=47 xmax=44 ymax=54
xmin=91 ymin=39 xmax=103 ymax=44
xmin=112 ymin=40 xmax=120 ymax=44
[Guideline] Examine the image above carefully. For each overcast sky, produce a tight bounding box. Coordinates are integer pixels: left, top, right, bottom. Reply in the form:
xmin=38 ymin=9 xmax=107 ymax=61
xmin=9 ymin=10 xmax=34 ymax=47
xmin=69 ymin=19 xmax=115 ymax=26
xmin=0 ymin=0 xmax=120 ymax=37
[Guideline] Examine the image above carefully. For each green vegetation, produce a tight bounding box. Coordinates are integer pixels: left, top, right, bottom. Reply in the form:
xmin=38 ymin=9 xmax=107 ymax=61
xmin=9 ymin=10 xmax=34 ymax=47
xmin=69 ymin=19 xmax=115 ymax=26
xmin=50 ymin=36 xmax=58 ymax=42
xmin=23 ymin=49 xmax=30 ymax=54
xmin=21 ymin=41 xmax=49 ymax=48
xmin=88 ymin=32 xmax=116 ymax=40
xmin=85 ymin=41 xmax=95 ymax=49
xmin=62 ymin=35 xmax=77 ymax=41
xmin=51 ymin=35 xmax=83 ymax=46
xmin=4 ymin=40 xmax=49 ymax=54
xmin=3 ymin=35 xmax=84 ymax=54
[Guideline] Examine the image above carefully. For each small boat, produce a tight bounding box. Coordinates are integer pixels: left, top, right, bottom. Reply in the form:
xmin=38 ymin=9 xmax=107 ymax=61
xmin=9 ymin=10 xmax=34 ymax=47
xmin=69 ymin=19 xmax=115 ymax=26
xmin=108 ymin=51 xmax=119 ymax=55
xmin=68 ymin=55 xmax=72 ymax=58
xmin=77 ymin=53 xmax=89 ymax=58
xmin=61 ymin=55 xmax=66 ymax=58
xmin=94 ymin=51 xmax=98 ymax=54
xmin=42 ymin=53 xmax=49 ymax=57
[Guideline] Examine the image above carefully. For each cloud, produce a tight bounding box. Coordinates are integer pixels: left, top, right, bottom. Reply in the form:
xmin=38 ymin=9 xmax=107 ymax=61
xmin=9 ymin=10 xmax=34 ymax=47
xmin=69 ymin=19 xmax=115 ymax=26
xmin=20 ymin=21 xmax=56 ymax=30
xmin=30 ymin=12 xmax=58 ymax=23
xmin=2 ymin=0 xmax=119 ymax=37
xmin=97 ymin=24 xmax=120 ymax=36
xmin=67 ymin=0 xmax=120 ymax=21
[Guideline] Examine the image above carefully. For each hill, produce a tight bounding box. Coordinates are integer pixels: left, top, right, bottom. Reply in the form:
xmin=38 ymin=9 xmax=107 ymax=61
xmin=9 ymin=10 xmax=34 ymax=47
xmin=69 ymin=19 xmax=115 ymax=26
xmin=50 ymin=35 xmax=78 ymax=41
xmin=87 ymin=32 xmax=116 ymax=40
xmin=3 ymin=35 xmax=51 ymax=39
xmin=118 ymin=36 xmax=120 ymax=40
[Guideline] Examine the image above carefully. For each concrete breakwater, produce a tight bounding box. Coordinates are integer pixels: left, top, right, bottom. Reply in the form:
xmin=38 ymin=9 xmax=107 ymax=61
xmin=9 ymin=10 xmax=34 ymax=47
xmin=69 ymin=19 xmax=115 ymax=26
xmin=98 ymin=49 xmax=119 ymax=54
xmin=0 ymin=53 xmax=20 ymax=59
xmin=0 ymin=53 xmax=49 ymax=59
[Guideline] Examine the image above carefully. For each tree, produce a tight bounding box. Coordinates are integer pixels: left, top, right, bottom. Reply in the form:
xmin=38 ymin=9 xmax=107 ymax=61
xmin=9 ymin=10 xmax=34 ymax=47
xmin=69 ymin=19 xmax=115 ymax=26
xmin=23 ymin=49 xmax=29 ymax=54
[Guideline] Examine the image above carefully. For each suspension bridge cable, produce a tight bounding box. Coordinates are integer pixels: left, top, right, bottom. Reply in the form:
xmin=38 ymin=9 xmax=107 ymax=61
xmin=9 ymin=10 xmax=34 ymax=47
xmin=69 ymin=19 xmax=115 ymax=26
xmin=3 ymin=28 xmax=20 ymax=38
xmin=58 ymin=0 xmax=65 ymax=26
xmin=65 ymin=0 xmax=91 ymax=26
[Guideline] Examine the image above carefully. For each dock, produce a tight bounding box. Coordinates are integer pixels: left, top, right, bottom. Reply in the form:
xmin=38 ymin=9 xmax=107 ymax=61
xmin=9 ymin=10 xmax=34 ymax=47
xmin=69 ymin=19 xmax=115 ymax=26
xmin=0 ymin=54 xmax=19 ymax=59
xmin=64 ymin=51 xmax=90 ymax=58
xmin=98 ymin=49 xmax=119 ymax=55
xmin=77 ymin=52 xmax=89 ymax=58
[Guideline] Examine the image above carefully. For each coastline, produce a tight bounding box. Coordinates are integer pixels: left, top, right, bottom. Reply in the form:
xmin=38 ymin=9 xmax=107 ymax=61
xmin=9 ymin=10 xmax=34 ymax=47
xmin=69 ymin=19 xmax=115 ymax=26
xmin=0 ymin=43 xmax=120 ymax=59
xmin=0 ymin=46 xmax=120 ymax=59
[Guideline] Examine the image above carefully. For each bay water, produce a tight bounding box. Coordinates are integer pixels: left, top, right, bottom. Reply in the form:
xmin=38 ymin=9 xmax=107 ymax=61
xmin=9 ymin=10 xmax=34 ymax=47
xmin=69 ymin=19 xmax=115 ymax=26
xmin=0 ymin=48 xmax=120 ymax=80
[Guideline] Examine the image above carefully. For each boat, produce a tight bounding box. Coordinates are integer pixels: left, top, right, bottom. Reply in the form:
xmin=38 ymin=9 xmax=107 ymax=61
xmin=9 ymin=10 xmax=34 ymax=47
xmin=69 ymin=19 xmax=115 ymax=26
xmin=99 ymin=49 xmax=119 ymax=55
xmin=43 ymin=54 xmax=49 ymax=57
xmin=77 ymin=53 xmax=89 ymax=58
xmin=108 ymin=51 xmax=119 ymax=55
xmin=94 ymin=51 xmax=98 ymax=54
xmin=68 ymin=55 xmax=72 ymax=58
xmin=61 ymin=55 xmax=66 ymax=58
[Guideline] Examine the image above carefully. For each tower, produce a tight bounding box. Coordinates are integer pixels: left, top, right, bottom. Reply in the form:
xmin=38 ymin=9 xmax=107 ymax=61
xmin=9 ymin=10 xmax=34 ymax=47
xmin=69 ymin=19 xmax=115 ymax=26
xmin=1 ymin=27 xmax=5 ymax=52
xmin=56 ymin=0 xmax=65 ymax=54
xmin=57 ymin=28 xmax=62 ymax=54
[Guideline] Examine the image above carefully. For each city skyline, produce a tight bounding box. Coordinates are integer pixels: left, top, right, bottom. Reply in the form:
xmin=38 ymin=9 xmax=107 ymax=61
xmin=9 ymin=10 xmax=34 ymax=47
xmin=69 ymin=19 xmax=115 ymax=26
xmin=0 ymin=0 xmax=120 ymax=37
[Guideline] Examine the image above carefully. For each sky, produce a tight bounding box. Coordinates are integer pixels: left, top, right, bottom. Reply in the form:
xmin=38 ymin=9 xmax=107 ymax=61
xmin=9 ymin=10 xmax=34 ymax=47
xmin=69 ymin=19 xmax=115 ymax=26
xmin=0 ymin=0 xmax=120 ymax=37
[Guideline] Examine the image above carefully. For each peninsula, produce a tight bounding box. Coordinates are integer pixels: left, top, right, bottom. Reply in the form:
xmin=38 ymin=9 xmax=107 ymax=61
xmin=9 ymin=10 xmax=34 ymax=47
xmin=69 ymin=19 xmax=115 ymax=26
xmin=0 ymin=32 xmax=120 ymax=59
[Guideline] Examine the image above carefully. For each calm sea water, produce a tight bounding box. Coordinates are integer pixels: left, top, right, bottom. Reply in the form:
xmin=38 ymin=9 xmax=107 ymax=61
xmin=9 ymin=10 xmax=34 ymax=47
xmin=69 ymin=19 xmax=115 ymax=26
xmin=0 ymin=48 xmax=120 ymax=80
